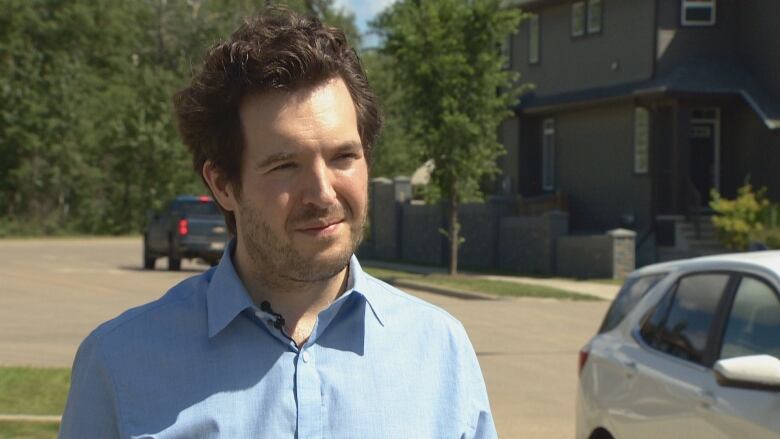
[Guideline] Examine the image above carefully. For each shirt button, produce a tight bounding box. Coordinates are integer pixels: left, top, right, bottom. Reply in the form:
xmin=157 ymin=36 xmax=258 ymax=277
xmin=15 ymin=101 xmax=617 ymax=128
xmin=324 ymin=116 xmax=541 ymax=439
xmin=301 ymin=351 xmax=310 ymax=363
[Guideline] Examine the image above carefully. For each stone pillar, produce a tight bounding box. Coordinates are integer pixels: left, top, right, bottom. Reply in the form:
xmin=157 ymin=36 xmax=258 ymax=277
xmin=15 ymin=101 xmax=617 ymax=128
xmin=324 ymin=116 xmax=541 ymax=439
xmin=392 ymin=176 xmax=412 ymax=203
xmin=608 ymin=228 xmax=636 ymax=279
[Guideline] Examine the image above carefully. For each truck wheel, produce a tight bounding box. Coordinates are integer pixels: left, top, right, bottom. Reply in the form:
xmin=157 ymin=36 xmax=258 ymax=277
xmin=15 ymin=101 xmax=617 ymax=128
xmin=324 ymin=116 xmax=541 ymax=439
xmin=143 ymin=235 xmax=156 ymax=270
xmin=168 ymin=241 xmax=181 ymax=271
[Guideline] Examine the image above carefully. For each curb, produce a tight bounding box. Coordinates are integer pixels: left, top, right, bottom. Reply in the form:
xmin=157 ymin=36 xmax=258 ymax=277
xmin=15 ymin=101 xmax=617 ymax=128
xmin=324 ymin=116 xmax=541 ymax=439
xmin=0 ymin=414 xmax=61 ymax=423
xmin=389 ymin=279 xmax=501 ymax=301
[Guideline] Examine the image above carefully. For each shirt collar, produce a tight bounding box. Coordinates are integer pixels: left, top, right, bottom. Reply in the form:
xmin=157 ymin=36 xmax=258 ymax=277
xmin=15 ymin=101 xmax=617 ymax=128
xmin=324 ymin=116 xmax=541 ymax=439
xmin=206 ymin=239 xmax=255 ymax=338
xmin=345 ymin=256 xmax=387 ymax=327
xmin=206 ymin=240 xmax=388 ymax=338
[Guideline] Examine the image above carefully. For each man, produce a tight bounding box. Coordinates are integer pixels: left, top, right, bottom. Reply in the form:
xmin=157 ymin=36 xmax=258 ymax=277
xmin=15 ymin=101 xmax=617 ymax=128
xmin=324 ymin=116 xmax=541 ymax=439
xmin=60 ymin=8 xmax=496 ymax=438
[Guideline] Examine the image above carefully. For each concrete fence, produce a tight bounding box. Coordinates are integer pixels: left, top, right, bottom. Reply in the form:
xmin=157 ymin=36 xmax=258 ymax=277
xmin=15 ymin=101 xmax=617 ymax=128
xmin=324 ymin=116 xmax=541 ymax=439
xmin=359 ymin=177 xmax=635 ymax=278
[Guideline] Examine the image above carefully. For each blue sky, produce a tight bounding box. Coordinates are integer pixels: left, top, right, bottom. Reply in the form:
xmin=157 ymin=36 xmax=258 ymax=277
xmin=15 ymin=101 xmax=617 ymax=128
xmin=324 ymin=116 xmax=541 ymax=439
xmin=333 ymin=0 xmax=398 ymax=47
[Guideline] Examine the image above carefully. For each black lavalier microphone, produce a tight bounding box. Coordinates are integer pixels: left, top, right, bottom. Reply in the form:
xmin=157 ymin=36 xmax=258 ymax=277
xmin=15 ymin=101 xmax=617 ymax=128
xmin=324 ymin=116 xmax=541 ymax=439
xmin=260 ymin=300 xmax=286 ymax=330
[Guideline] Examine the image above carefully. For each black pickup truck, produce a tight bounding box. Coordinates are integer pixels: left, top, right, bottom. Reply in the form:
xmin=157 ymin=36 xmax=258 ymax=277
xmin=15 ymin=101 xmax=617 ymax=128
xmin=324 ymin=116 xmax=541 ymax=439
xmin=143 ymin=195 xmax=229 ymax=270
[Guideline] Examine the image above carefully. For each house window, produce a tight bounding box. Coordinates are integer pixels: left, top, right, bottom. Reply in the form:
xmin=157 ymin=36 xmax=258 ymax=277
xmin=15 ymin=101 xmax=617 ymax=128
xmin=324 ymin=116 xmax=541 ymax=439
xmin=681 ymin=0 xmax=716 ymax=26
xmin=634 ymin=108 xmax=650 ymax=174
xmin=528 ymin=13 xmax=540 ymax=64
xmin=587 ymin=0 xmax=603 ymax=34
xmin=542 ymin=118 xmax=555 ymax=190
xmin=571 ymin=2 xmax=585 ymax=37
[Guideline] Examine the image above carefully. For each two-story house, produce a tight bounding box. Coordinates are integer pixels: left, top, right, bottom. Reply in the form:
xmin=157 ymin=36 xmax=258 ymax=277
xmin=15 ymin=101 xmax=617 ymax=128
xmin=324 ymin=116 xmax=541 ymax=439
xmin=501 ymin=0 xmax=780 ymax=262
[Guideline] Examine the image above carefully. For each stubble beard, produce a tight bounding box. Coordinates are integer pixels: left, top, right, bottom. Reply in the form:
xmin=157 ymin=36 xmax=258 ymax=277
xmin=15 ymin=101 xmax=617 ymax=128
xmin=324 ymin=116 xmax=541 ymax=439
xmin=238 ymin=202 xmax=365 ymax=285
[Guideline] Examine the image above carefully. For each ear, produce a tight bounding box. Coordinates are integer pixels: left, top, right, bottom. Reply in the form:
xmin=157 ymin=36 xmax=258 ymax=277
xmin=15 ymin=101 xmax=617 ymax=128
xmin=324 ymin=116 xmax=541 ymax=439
xmin=202 ymin=161 xmax=238 ymax=212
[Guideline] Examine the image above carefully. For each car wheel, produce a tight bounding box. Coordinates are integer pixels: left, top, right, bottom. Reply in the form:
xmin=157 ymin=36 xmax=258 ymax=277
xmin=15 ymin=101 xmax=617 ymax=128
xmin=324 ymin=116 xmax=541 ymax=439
xmin=168 ymin=239 xmax=181 ymax=271
xmin=143 ymin=235 xmax=156 ymax=270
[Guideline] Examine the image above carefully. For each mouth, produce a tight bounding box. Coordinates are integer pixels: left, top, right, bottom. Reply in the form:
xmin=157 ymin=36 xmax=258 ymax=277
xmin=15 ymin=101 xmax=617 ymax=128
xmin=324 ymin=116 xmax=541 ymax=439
xmin=295 ymin=219 xmax=345 ymax=237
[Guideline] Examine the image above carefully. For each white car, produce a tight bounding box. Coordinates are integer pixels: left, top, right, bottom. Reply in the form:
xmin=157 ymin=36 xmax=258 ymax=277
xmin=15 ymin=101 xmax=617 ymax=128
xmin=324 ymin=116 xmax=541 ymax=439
xmin=577 ymin=251 xmax=780 ymax=439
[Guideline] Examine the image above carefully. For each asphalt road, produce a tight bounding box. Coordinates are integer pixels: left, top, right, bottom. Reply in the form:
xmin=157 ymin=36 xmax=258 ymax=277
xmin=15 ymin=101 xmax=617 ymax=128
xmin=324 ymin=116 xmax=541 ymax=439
xmin=0 ymin=237 xmax=609 ymax=438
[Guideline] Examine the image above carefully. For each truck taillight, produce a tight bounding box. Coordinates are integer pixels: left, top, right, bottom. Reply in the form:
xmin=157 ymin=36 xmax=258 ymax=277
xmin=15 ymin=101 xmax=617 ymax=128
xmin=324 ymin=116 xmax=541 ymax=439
xmin=578 ymin=347 xmax=590 ymax=377
xmin=178 ymin=219 xmax=189 ymax=236
xmin=198 ymin=195 xmax=211 ymax=202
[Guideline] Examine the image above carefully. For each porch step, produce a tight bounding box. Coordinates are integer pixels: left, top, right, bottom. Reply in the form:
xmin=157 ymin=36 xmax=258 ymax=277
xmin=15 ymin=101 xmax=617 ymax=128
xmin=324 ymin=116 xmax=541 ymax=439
xmin=658 ymin=215 xmax=728 ymax=262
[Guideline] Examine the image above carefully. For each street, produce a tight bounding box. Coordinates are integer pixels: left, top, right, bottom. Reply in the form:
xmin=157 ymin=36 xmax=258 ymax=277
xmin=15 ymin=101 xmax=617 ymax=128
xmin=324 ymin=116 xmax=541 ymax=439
xmin=0 ymin=238 xmax=609 ymax=438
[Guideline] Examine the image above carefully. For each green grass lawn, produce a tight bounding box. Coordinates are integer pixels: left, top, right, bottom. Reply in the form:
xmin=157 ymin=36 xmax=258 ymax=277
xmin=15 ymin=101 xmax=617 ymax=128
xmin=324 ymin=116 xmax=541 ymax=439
xmin=363 ymin=267 xmax=602 ymax=301
xmin=0 ymin=367 xmax=68 ymax=439
xmin=0 ymin=422 xmax=59 ymax=439
xmin=0 ymin=367 xmax=69 ymax=415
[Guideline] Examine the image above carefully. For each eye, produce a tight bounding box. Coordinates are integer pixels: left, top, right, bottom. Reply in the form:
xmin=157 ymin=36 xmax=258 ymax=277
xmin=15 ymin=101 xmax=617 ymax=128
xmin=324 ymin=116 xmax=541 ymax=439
xmin=269 ymin=162 xmax=296 ymax=173
xmin=334 ymin=152 xmax=359 ymax=161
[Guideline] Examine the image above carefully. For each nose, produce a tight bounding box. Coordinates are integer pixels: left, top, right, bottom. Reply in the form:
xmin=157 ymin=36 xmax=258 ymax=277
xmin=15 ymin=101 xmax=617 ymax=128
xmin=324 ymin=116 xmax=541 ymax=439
xmin=300 ymin=160 xmax=338 ymax=208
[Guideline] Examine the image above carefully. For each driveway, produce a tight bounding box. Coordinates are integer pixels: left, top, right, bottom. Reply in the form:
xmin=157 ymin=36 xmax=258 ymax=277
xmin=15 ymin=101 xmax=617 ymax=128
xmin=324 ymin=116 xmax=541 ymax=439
xmin=0 ymin=237 xmax=609 ymax=438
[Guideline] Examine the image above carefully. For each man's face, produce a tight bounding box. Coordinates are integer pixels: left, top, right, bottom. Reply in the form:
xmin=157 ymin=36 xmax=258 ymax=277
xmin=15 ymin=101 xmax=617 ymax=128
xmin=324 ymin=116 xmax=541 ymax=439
xmin=228 ymin=78 xmax=368 ymax=282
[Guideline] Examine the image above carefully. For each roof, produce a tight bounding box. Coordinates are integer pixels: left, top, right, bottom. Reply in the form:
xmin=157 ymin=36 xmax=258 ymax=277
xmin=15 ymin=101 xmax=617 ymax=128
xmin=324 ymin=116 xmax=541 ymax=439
xmin=516 ymin=58 xmax=780 ymax=130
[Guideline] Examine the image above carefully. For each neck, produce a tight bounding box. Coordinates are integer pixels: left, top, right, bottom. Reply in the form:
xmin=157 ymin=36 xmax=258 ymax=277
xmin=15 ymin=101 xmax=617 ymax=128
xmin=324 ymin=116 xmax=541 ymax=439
xmin=232 ymin=241 xmax=349 ymax=345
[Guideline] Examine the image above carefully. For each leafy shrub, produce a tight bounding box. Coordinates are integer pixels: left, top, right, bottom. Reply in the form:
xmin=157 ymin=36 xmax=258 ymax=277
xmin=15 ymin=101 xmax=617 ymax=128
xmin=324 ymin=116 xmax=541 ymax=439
xmin=709 ymin=184 xmax=775 ymax=250
xmin=752 ymin=227 xmax=780 ymax=249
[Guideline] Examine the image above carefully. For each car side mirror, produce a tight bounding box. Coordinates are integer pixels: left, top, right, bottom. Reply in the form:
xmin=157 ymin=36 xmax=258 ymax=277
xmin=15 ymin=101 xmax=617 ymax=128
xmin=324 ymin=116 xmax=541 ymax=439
xmin=713 ymin=355 xmax=780 ymax=391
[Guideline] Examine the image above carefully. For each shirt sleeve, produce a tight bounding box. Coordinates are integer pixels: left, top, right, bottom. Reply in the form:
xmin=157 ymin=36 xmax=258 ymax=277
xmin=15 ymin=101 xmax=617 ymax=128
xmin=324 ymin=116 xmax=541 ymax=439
xmin=460 ymin=325 xmax=498 ymax=439
xmin=59 ymin=333 xmax=121 ymax=439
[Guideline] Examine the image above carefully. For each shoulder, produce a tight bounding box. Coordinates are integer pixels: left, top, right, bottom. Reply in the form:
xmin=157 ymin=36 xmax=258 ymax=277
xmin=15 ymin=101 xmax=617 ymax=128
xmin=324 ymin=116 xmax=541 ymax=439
xmin=79 ymin=270 xmax=212 ymax=356
xmin=360 ymin=272 xmax=470 ymax=339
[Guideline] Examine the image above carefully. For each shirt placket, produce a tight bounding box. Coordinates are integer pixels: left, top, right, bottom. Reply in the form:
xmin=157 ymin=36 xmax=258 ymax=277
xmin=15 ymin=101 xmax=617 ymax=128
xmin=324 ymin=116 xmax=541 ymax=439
xmin=295 ymin=347 xmax=322 ymax=439
xmin=252 ymin=308 xmax=324 ymax=438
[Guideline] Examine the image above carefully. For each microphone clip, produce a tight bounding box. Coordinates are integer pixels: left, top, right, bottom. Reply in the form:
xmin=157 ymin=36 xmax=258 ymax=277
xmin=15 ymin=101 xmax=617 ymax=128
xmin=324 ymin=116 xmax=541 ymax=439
xmin=260 ymin=300 xmax=286 ymax=330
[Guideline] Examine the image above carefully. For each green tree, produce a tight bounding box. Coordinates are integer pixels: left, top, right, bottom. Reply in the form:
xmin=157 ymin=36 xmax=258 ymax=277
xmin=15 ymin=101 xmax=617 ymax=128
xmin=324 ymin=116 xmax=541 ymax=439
xmin=361 ymin=49 xmax=420 ymax=179
xmin=376 ymin=0 xmax=524 ymax=274
xmin=0 ymin=0 xmax=360 ymax=235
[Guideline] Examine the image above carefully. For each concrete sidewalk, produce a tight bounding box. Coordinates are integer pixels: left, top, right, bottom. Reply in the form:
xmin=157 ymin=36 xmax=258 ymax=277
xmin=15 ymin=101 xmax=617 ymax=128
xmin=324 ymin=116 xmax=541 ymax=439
xmin=361 ymin=260 xmax=621 ymax=301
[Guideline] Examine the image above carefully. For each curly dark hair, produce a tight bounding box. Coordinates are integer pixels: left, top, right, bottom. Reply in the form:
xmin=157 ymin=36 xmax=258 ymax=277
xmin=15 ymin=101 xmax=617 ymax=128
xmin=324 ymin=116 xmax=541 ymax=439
xmin=173 ymin=7 xmax=382 ymax=234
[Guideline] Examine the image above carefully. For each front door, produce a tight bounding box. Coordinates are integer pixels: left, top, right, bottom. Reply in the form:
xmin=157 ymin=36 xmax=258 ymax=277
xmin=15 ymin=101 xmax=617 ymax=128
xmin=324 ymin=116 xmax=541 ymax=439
xmin=689 ymin=108 xmax=720 ymax=206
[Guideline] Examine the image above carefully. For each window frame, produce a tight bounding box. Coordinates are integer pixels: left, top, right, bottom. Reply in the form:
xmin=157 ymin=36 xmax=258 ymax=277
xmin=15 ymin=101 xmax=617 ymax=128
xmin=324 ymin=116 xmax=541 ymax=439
xmin=528 ymin=12 xmax=540 ymax=65
xmin=542 ymin=118 xmax=555 ymax=191
xmin=571 ymin=1 xmax=586 ymax=37
xmin=502 ymin=34 xmax=512 ymax=69
xmin=681 ymin=0 xmax=716 ymax=27
xmin=634 ymin=107 xmax=650 ymax=174
xmin=587 ymin=0 xmax=603 ymax=34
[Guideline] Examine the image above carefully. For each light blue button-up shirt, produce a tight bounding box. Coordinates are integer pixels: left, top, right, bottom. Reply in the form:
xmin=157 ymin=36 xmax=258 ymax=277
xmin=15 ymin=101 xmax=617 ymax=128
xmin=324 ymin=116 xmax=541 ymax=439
xmin=60 ymin=241 xmax=497 ymax=438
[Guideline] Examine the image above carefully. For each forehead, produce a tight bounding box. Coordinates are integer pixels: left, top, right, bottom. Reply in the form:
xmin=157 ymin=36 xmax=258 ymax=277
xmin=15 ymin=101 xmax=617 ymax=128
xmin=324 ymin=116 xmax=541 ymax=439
xmin=238 ymin=78 xmax=360 ymax=153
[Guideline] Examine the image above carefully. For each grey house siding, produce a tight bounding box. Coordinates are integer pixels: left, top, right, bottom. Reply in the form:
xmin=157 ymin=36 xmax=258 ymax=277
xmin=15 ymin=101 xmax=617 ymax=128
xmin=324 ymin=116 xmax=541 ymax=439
xmin=655 ymin=0 xmax=739 ymax=75
xmin=722 ymin=101 xmax=780 ymax=200
xmin=552 ymin=103 xmax=653 ymax=232
xmin=513 ymin=0 xmax=655 ymax=96
xmin=737 ymin=1 xmax=780 ymax=101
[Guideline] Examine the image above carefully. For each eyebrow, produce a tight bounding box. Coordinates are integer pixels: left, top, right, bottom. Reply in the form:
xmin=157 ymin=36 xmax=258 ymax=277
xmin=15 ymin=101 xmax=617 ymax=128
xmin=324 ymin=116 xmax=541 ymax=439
xmin=255 ymin=142 xmax=363 ymax=170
